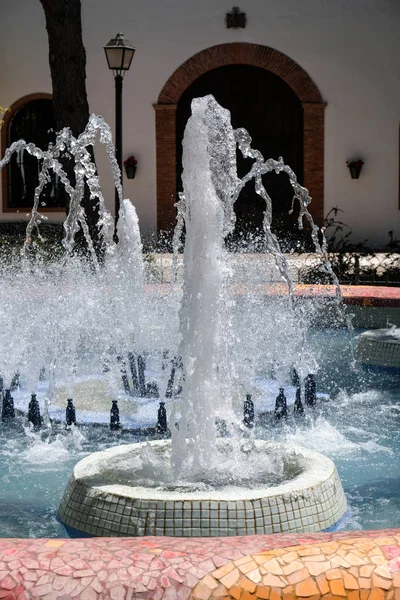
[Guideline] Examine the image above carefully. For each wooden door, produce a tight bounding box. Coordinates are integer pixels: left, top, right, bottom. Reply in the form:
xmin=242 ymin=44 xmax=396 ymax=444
xmin=176 ymin=64 xmax=304 ymax=249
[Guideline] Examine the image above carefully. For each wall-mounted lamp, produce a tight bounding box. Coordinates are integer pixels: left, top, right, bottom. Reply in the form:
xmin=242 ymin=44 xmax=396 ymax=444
xmin=226 ymin=7 xmax=247 ymax=29
xmin=346 ymin=159 xmax=364 ymax=179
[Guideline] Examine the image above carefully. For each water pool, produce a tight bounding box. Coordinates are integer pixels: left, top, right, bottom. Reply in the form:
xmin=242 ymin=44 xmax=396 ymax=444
xmin=0 ymin=329 xmax=399 ymax=538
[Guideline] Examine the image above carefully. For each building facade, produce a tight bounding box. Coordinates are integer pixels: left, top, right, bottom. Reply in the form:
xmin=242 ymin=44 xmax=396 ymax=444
xmin=0 ymin=0 xmax=399 ymax=247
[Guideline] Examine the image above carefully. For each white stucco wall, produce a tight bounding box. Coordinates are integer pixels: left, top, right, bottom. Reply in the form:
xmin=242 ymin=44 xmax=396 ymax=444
xmin=0 ymin=0 xmax=399 ymax=246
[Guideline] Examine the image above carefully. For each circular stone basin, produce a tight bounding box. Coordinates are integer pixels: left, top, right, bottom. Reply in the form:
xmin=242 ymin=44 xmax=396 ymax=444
xmin=59 ymin=440 xmax=347 ymax=537
xmin=356 ymin=328 xmax=400 ymax=370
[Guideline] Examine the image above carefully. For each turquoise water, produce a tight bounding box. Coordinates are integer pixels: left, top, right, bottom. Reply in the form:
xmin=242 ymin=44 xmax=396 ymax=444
xmin=0 ymin=329 xmax=399 ymax=538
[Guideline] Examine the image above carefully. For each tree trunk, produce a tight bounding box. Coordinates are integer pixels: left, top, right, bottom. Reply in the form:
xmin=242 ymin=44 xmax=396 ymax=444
xmin=39 ymin=0 xmax=89 ymax=136
xmin=39 ymin=0 xmax=102 ymax=254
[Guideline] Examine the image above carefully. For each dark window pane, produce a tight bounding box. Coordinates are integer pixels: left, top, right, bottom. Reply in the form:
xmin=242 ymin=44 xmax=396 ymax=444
xmin=9 ymin=100 xmax=66 ymax=209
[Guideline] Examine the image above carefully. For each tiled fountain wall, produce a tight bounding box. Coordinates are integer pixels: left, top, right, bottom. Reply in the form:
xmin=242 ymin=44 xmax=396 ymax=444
xmin=58 ymin=442 xmax=347 ymax=537
xmin=356 ymin=329 xmax=400 ymax=370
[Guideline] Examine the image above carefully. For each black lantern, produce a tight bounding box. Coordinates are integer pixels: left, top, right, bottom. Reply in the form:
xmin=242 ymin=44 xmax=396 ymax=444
xmin=226 ymin=7 xmax=247 ymax=29
xmin=104 ymin=33 xmax=135 ymax=233
xmin=104 ymin=33 xmax=135 ymax=75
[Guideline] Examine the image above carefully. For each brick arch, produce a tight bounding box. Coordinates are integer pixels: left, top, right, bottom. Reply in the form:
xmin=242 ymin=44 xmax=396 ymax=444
xmin=154 ymin=43 xmax=326 ymax=234
xmin=158 ymin=43 xmax=323 ymax=105
xmin=1 ymin=92 xmax=64 ymax=213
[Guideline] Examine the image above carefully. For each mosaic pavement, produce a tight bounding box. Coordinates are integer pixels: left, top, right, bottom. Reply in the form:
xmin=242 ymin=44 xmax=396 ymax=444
xmin=149 ymin=284 xmax=400 ymax=307
xmin=230 ymin=285 xmax=400 ymax=307
xmin=0 ymin=530 xmax=399 ymax=599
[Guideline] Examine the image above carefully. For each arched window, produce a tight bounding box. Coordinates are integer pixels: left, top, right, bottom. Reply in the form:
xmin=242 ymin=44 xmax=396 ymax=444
xmin=2 ymin=95 xmax=66 ymax=211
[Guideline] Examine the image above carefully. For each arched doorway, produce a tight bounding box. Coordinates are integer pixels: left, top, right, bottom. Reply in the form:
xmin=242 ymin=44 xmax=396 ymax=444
xmin=176 ymin=64 xmax=304 ymax=248
xmin=1 ymin=93 xmax=66 ymax=213
xmin=154 ymin=43 xmax=326 ymax=242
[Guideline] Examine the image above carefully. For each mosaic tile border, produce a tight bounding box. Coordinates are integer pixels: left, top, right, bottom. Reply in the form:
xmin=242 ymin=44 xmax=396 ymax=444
xmin=58 ymin=441 xmax=347 ymax=537
xmin=1 ymin=530 xmax=400 ymax=599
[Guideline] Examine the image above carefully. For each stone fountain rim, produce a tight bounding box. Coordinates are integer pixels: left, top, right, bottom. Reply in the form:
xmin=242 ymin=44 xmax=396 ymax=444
xmin=72 ymin=439 xmax=337 ymax=502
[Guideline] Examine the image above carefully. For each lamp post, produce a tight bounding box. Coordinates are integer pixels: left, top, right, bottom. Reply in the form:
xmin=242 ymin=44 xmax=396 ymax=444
xmin=104 ymin=33 xmax=135 ymax=231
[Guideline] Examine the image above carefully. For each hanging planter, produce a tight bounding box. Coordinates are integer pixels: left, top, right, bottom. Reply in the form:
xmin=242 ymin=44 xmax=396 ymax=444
xmin=346 ymin=159 xmax=364 ymax=179
xmin=123 ymin=155 xmax=137 ymax=179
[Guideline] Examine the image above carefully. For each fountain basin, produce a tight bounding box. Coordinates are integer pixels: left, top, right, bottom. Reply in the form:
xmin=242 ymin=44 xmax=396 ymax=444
xmin=58 ymin=440 xmax=347 ymax=537
xmin=356 ymin=328 xmax=400 ymax=370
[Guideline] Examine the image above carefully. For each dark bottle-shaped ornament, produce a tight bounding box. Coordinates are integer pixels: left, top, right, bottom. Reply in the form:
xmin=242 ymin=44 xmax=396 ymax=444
xmin=243 ymin=394 xmax=255 ymax=428
xmin=110 ymin=400 xmax=121 ymax=431
xmin=28 ymin=393 xmax=42 ymax=429
xmin=275 ymin=388 xmax=288 ymax=421
xmin=66 ymin=398 xmax=76 ymax=427
xmin=1 ymin=389 xmax=15 ymax=422
xmin=156 ymin=401 xmax=168 ymax=435
xmin=291 ymin=368 xmax=300 ymax=388
xmin=293 ymin=387 xmax=305 ymax=418
xmin=305 ymin=374 xmax=317 ymax=407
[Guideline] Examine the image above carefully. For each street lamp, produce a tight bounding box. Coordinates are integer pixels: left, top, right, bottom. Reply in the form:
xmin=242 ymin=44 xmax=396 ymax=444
xmin=104 ymin=33 xmax=135 ymax=230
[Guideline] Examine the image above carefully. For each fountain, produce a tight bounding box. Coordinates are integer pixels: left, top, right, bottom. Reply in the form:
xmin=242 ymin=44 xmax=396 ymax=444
xmin=2 ymin=94 xmax=400 ymax=600
xmin=14 ymin=94 xmax=344 ymax=537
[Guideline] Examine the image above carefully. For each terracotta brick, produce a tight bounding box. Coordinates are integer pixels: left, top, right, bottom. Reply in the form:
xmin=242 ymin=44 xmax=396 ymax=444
xmin=219 ymin=568 xmax=240 ymax=589
xmin=287 ymin=569 xmax=310 ymax=585
xmin=346 ymin=554 xmax=368 ymax=567
xmin=326 ymin=569 xmax=342 ymax=581
xmin=262 ymin=559 xmax=284 ymax=576
xmin=374 ymin=538 xmax=396 ymax=546
xmin=305 ymin=561 xmax=331 ymax=577
xmin=263 ymin=574 xmax=287 ymax=588
xmin=295 ymin=579 xmax=320 ymax=597
xmin=238 ymin=561 xmax=258 ymax=575
xmin=371 ymin=573 xmax=392 ymax=590
xmin=256 ymin=586 xmax=270 ymax=599
xmin=240 ymin=592 xmax=255 ymax=600
xmin=238 ymin=577 xmax=256 ymax=593
xmin=342 ymin=571 xmax=359 ymax=589
xmin=360 ymin=567 xmax=375 ymax=578
xmin=349 ymin=568 xmax=359 ymax=578
xmin=316 ymin=574 xmax=330 ymax=595
xmin=270 ymin=587 xmax=283 ymax=600
xmin=298 ymin=548 xmax=322 ymax=557
xmin=374 ymin=565 xmax=392 ymax=580
xmin=229 ymin=586 xmax=242 ymax=600
xmin=213 ymin=564 xmax=234 ymax=580
xmin=212 ymin=583 xmax=229 ymax=597
xmin=329 ymin=579 xmax=346 ymax=596
xmin=282 ymin=553 xmax=299 ymax=564
xmin=368 ymin=590 xmax=385 ymax=600
xmin=282 ymin=562 xmax=305 ymax=576
xmin=393 ymin=571 xmax=400 ymax=586
xmin=192 ymin=580 xmax=213 ymax=600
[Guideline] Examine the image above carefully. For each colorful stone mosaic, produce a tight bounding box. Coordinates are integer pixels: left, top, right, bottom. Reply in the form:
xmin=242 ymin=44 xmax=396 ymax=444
xmin=0 ymin=530 xmax=399 ymax=599
xmin=232 ymin=284 xmax=400 ymax=308
xmin=148 ymin=283 xmax=400 ymax=309
xmin=58 ymin=442 xmax=347 ymax=537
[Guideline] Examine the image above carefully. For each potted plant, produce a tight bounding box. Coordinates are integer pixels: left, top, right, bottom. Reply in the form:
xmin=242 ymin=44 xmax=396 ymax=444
xmin=123 ymin=155 xmax=137 ymax=179
xmin=346 ymin=159 xmax=364 ymax=179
